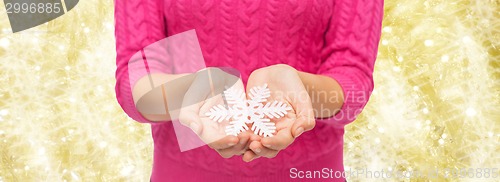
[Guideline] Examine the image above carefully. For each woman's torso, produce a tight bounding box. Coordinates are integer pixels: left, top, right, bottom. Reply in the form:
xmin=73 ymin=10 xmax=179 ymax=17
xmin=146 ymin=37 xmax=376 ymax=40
xmin=152 ymin=0 xmax=346 ymax=181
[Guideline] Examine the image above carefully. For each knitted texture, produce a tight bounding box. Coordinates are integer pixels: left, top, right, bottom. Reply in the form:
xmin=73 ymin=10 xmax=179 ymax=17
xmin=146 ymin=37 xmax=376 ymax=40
xmin=114 ymin=0 xmax=383 ymax=181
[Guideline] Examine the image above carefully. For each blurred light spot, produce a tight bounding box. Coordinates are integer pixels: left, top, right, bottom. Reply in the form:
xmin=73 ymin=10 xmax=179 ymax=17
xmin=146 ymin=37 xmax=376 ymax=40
xmin=0 ymin=109 xmax=8 ymax=116
xmin=423 ymin=1 xmax=430 ymax=8
xmin=424 ymin=39 xmax=434 ymax=46
xmin=105 ymin=22 xmax=113 ymax=29
xmin=462 ymin=36 xmax=472 ymax=43
xmin=423 ymin=108 xmax=429 ymax=114
xmin=120 ymin=165 xmax=135 ymax=176
xmin=441 ymin=55 xmax=449 ymax=62
xmin=441 ymin=133 xmax=447 ymax=139
xmin=382 ymin=40 xmax=389 ymax=45
xmin=383 ymin=26 xmax=392 ymax=33
xmin=438 ymin=139 xmax=444 ymax=145
xmin=465 ymin=107 xmax=476 ymax=117
xmin=24 ymin=166 xmax=30 ymax=171
xmin=38 ymin=148 xmax=46 ymax=155
xmin=378 ymin=127 xmax=385 ymax=133
xmin=96 ymin=85 xmax=104 ymax=92
xmin=71 ymin=171 xmax=80 ymax=181
xmin=0 ymin=38 xmax=10 ymax=48
xmin=397 ymin=56 xmax=404 ymax=62
xmin=109 ymin=148 xmax=119 ymax=156
xmin=393 ymin=66 xmax=401 ymax=72
xmin=84 ymin=28 xmax=90 ymax=33
xmin=65 ymin=66 xmax=71 ymax=71
xmin=415 ymin=122 xmax=422 ymax=129
xmin=436 ymin=28 xmax=443 ymax=33
xmin=413 ymin=86 xmax=419 ymax=91
xmin=99 ymin=141 xmax=107 ymax=148
xmin=375 ymin=138 xmax=381 ymax=144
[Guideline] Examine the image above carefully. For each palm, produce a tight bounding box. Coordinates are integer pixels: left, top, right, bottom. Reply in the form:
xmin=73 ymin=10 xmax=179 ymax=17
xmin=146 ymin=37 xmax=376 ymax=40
xmin=178 ymin=68 xmax=245 ymax=145
xmin=197 ymin=95 xmax=233 ymax=143
xmin=246 ymin=64 xmax=312 ymax=141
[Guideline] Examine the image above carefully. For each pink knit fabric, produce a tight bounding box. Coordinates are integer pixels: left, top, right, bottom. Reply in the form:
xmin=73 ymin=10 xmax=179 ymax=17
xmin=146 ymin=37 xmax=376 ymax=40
xmin=114 ymin=0 xmax=383 ymax=181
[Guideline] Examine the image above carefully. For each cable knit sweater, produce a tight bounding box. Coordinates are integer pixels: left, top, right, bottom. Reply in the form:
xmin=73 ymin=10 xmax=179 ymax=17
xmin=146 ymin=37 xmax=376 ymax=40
xmin=114 ymin=0 xmax=383 ymax=181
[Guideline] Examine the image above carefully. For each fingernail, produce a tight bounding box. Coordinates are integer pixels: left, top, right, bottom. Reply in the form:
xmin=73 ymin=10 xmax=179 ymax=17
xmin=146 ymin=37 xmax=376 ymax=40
xmin=239 ymin=138 xmax=247 ymax=145
xmin=228 ymin=142 xmax=236 ymax=146
xmin=263 ymin=144 xmax=271 ymax=148
xmin=295 ymin=127 xmax=304 ymax=138
xmin=255 ymin=148 xmax=261 ymax=153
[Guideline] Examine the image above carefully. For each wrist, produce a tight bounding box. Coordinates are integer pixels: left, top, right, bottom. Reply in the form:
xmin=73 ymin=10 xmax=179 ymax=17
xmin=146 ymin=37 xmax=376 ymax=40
xmin=297 ymin=71 xmax=345 ymax=119
xmin=296 ymin=71 xmax=314 ymax=98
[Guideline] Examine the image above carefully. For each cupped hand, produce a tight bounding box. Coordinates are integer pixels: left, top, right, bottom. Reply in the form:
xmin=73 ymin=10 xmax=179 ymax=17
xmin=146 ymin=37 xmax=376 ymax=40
xmin=177 ymin=67 xmax=251 ymax=158
xmin=242 ymin=64 xmax=316 ymax=162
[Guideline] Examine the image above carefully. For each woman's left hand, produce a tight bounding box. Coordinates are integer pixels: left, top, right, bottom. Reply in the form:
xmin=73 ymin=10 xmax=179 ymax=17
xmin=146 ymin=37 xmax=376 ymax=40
xmin=242 ymin=64 xmax=316 ymax=162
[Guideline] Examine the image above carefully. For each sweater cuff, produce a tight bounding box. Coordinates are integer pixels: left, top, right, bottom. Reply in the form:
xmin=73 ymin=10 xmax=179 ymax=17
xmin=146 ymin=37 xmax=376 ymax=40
xmin=116 ymin=71 xmax=162 ymax=124
xmin=317 ymin=71 xmax=371 ymax=128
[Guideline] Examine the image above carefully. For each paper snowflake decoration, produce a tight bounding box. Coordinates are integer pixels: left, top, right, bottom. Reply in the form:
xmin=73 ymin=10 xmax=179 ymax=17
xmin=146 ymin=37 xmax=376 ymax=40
xmin=205 ymin=84 xmax=291 ymax=137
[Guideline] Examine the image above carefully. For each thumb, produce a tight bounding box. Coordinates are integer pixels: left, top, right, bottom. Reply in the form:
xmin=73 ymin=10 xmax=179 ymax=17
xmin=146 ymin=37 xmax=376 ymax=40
xmin=290 ymin=90 xmax=315 ymax=138
xmin=291 ymin=114 xmax=315 ymax=138
xmin=178 ymin=107 xmax=203 ymax=135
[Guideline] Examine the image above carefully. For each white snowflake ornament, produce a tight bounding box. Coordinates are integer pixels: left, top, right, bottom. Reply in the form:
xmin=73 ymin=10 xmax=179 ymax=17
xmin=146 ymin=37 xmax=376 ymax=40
xmin=205 ymin=84 xmax=291 ymax=137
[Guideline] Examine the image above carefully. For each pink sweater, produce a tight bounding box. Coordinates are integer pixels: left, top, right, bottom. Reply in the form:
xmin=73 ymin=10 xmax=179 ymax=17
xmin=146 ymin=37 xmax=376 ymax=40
xmin=114 ymin=0 xmax=383 ymax=181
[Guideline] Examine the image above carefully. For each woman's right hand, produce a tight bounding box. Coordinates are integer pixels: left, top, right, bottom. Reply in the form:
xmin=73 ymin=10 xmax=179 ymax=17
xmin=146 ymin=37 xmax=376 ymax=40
xmin=177 ymin=68 xmax=251 ymax=158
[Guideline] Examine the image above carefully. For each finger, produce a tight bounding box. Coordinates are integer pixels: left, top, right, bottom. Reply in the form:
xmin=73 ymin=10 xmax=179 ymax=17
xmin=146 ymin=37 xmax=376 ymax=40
xmin=289 ymin=86 xmax=316 ymax=138
xmin=216 ymin=144 xmax=245 ymax=158
xmin=207 ymin=135 xmax=238 ymax=150
xmin=242 ymin=150 xmax=259 ymax=162
xmin=238 ymin=131 xmax=252 ymax=146
xmin=216 ymin=149 xmax=235 ymax=158
xmin=215 ymin=132 xmax=251 ymax=156
xmin=178 ymin=108 xmax=203 ymax=135
xmin=249 ymin=141 xmax=279 ymax=158
xmin=216 ymin=146 xmax=246 ymax=158
xmin=260 ymin=128 xmax=294 ymax=150
xmin=291 ymin=115 xmax=316 ymax=138
xmin=249 ymin=132 xmax=262 ymax=141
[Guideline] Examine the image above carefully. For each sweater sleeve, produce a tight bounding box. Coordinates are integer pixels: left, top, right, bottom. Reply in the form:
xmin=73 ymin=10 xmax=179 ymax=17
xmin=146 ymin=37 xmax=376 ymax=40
xmin=114 ymin=0 xmax=167 ymax=123
xmin=316 ymin=0 xmax=383 ymax=127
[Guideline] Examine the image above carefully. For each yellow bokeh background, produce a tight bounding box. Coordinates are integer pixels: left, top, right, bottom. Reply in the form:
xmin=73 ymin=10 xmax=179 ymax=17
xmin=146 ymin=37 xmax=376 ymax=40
xmin=0 ymin=0 xmax=498 ymax=181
